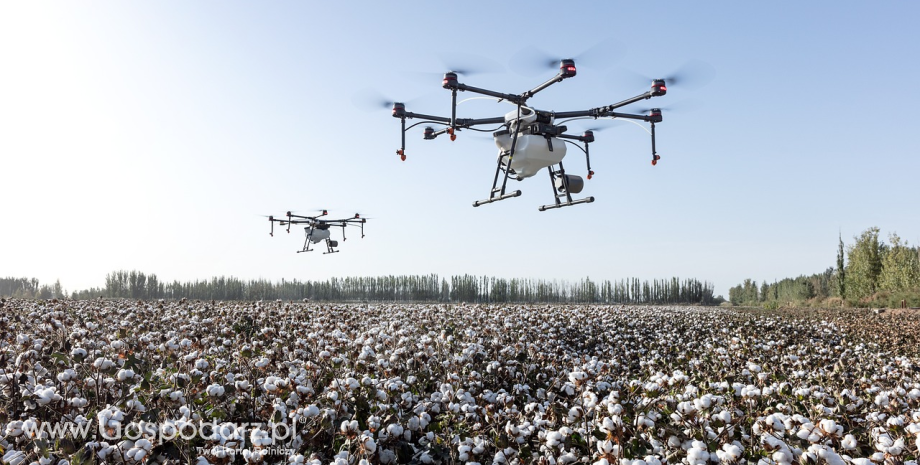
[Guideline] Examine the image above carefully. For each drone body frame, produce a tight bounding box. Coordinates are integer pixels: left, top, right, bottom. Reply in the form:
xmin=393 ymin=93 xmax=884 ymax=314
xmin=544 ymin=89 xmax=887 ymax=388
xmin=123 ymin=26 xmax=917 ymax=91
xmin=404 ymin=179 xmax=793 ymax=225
xmin=267 ymin=210 xmax=367 ymax=254
xmin=391 ymin=59 xmax=667 ymax=211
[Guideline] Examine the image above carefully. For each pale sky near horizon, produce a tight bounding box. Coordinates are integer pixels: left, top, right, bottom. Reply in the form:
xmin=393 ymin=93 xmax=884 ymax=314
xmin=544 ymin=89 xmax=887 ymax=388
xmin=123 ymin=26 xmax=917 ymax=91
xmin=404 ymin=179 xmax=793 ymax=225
xmin=2 ymin=1 xmax=919 ymax=298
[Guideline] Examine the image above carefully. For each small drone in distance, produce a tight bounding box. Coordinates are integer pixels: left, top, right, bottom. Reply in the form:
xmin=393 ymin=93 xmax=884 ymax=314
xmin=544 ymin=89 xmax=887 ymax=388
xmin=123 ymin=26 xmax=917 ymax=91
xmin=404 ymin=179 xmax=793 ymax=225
xmin=390 ymin=58 xmax=671 ymax=211
xmin=266 ymin=210 xmax=367 ymax=254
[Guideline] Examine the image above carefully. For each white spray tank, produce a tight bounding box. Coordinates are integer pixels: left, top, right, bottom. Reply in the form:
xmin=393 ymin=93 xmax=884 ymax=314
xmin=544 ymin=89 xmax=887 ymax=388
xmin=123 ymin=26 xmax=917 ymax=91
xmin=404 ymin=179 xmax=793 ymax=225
xmin=493 ymin=106 xmax=566 ymax=179
xmin=309 ymin=227 xmax=331 ymax=243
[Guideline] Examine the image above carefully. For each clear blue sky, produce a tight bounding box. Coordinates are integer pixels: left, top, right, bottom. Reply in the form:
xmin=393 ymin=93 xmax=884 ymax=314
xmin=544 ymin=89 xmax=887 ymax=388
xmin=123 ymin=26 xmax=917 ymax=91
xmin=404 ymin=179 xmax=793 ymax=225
xmin=2 ymin=1 xmax=918 ymax=297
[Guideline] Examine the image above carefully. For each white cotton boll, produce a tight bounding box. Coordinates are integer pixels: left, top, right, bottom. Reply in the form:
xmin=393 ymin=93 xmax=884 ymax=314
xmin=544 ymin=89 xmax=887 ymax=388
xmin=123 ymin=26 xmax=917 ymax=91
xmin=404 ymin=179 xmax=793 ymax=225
xmin=194 ymin=359 xmax=209 ymax=370
xmin=841 ymin=434 xmax=857 ymax=450
xmin=206 ymin=384 xmax=225 ymax=397
xmin=250 ymin=429 xmax=273 ymax=447
xmin=340 ymin=420 xmax=358 ymax=434
xmin=558 ymin=452 xmax=577 ymax=464
xmin=545 ymin=431 xmax=564 ymax=448
xmin=362 ymin=435 xmax=377 ymax=454
xmin=819 ymin=419 xmax=842 ymax=437
xmin=386 ymin=423 xmax=404 ymax=438
xmin=57 ymin=369 xmax=77 ymax=382
xmin=116 ymin=369 xmax=135 ymax=382
xmin=887 ymin=438 xmax=905 ymax=456
xmin=35 ymin=387 xmax=62 ymax=405
xmin=716 ymin=444 xmax=743 ymax=463
xmin=255 ymin=357 xmax=270 ymax=368
xmin=694 ymin=394 xmax=712 ymax=410
xmin=5 ymin=420 xmax=24 ymax=437
xmin=875 ymin=393 xmax=890 ymax=406
xmin=597 ymin=440 xmax=618 ymax=455
xmin=686 ymin=445 xmax=708 ymax=465
xmin=235 ymin=379 xmax=251 ymax=390
xmin=3 ymin=451 xmax=27 ymax=465
xmin=667 ymin=436 xmax=682 ymax=448
xmin=772 ymin=450 xmax=792 ymax=465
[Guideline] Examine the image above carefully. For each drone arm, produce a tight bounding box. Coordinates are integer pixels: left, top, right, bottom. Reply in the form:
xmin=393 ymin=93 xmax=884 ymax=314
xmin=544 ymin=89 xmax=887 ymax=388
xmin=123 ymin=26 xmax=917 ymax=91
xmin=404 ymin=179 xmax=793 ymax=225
xmin=606 ymin=111 xmax=657 ymax=122
xmin=448 ymin=82 xmax=524 ymax=105
xmin=455 ymin=116 xmax=506 ymax=127
xmin=403 ymin=111 xmax=451 ymax=123
xmin=521 ymin=71 xmax=568 ymax=101
xmin=551 ymin=89 xmax=660 ymax=120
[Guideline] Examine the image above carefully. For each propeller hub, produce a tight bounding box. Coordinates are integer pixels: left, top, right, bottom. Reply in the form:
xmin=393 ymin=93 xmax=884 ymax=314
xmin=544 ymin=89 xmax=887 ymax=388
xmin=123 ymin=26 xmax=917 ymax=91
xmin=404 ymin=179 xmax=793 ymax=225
xmin=560 ymin=59 xmax=576 ymax=78
xmin=651 ymin=79 xmax=667 ymax=97
xmin=391 ymin=102 xmax=405 ymax=118
xmin=442 ymin=72 xmax=458 ymax=89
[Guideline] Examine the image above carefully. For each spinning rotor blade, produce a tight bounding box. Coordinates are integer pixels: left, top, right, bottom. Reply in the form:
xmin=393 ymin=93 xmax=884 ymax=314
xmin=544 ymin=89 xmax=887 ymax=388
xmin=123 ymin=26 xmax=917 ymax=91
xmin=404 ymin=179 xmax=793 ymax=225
xmin=351 ymin=88 xmax=432 ymax=112
xmin=662 ymin=60 xmax=715 ymax=89
xmin=609 ymin=59 xmax=715 ymax=91
xmin=635 ymin=98 xmax=704 ymax=114
xmin=509 ymin=37 xmax=625 ymax=76
xmin=437 ymin=52 xmax=506 ymax=76
xmin=582 ymin=121 xmax=628 ymax=133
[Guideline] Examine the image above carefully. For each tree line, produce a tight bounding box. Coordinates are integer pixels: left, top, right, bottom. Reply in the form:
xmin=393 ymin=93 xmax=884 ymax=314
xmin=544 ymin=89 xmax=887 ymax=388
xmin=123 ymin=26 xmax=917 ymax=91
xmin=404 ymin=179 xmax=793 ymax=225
xmin=729 ymin=227 xmax=920 ymax=308
xmin=2 ymin=270 xmax=720 ymax=305
xmin=0 ymin=277 xmax=63 ymax=299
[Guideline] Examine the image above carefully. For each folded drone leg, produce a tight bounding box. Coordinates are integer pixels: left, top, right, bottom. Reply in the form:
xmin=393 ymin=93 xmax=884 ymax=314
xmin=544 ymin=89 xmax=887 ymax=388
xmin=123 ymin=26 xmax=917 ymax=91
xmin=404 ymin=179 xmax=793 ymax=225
xmin=473 ymin=150 xmax=522 ymax=207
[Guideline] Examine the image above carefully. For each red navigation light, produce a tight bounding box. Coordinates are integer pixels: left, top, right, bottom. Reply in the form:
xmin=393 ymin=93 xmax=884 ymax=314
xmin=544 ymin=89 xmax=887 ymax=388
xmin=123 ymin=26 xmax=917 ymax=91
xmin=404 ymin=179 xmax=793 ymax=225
xmin=391 ymin=102 xmax=405 ymax=118
xmin=560 ymin=59 xmax=576 ymax=78
xmin=651 ymin=79 xmax=667 ymax=97
xmin=322 ymin=210 xmax=328 ymax=215
xmin=354 ymin=214 xmax=360 ymax=219
xmin=442 ymin=72 xmax=458 ymax=89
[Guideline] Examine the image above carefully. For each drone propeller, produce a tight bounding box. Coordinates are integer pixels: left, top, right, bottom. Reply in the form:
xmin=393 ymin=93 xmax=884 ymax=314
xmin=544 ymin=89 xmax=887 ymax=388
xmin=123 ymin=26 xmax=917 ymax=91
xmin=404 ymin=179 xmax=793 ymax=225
xmin=437 ymin=52 xmax=506 ymax=77
xmin=351 ymin=88 xmax=434 ymax=112
xmin=635 ymin=98 xmax=704 ymax=114
xmin=509 ymin=37 xmax=626 ymax=76
xmin=610 ymin=59 xmax=715 ymax=91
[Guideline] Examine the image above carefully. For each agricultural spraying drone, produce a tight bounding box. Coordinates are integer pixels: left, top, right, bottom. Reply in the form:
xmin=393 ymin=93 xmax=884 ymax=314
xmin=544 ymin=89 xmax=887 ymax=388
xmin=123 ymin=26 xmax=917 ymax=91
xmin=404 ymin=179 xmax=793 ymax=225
xmin=266 ymin=210 xmax=367 ymax=254
xmin=390 ymin=58 xmax=676 ymax=211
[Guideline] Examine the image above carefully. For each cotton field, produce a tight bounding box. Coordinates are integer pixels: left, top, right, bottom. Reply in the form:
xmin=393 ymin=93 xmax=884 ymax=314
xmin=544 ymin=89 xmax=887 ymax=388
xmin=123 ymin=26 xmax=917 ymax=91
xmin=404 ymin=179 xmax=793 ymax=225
xmin=1 ymin=299 xmax=920 ymax=465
